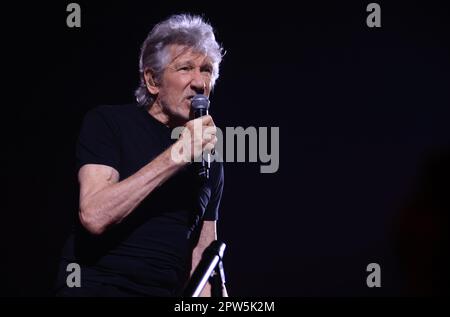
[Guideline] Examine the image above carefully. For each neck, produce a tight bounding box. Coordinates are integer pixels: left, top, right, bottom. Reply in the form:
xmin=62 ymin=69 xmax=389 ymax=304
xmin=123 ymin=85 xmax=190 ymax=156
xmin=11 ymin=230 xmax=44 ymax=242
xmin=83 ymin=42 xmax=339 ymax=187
xmin=148 ymin=101 xmax=185 ymax=128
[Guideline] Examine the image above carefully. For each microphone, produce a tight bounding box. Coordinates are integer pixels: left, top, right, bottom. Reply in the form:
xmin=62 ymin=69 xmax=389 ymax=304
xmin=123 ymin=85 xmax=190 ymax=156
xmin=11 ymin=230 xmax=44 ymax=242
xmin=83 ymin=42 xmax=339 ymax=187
xmin=191 ymin=94 xmax=211 ymax=180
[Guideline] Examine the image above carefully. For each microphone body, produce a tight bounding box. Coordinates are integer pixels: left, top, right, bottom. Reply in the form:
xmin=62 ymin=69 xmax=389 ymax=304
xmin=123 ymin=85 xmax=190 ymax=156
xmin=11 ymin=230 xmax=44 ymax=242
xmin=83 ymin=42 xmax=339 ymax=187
xmin=191 ymin=94 xmax=211 ymax=180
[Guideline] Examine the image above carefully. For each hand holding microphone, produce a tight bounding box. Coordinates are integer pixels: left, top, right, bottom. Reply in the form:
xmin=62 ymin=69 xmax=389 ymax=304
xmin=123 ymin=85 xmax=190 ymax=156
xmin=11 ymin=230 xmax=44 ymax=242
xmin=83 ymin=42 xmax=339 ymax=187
xmin=192 ymin=94 xmax=215 ymax=179
xmin=176 ymin=94 xmax=217 ymax=179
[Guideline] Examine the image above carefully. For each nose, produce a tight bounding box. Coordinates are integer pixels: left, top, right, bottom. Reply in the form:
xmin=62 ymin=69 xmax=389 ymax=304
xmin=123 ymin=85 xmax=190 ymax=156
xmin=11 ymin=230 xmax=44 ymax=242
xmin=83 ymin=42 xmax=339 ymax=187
xmin=190 ymin=70 xmax=208 ymax=95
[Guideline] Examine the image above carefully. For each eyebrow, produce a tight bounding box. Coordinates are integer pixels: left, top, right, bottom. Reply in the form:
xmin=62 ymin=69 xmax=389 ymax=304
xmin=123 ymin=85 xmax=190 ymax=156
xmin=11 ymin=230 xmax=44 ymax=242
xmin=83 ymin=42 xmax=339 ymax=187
xmin=173 ymin=60 xmax=194 ymax=68
xmin=173 ymin=60 xmax=213 ymax=68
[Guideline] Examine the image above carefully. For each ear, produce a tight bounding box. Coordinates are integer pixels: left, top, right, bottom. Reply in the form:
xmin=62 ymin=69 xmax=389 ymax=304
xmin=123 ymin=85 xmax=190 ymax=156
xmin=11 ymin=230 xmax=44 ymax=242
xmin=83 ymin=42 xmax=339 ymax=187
xmin=144 ymin=69 xmax=160 ymax=95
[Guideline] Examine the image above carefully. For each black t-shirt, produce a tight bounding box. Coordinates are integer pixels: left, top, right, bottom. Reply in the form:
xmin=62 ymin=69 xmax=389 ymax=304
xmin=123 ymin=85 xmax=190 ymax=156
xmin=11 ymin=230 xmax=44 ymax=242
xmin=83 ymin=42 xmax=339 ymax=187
xmin=56 ymin=104 xmax=224 ymax=296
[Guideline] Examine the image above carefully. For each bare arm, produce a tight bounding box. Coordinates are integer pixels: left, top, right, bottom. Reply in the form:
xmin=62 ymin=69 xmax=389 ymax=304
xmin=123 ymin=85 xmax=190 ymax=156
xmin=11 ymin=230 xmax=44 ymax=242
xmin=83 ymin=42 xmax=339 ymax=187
xmin=79 ymin=115 xmax=218 ymax=235
xmin=78 ymin=145 xmax=185 ymax=235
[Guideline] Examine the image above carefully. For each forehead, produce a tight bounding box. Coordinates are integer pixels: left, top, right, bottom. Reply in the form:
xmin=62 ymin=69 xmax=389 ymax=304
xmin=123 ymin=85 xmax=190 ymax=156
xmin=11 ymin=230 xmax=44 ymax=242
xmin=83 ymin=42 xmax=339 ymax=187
xmin=167 ymin=44 xmax=213 ymax=66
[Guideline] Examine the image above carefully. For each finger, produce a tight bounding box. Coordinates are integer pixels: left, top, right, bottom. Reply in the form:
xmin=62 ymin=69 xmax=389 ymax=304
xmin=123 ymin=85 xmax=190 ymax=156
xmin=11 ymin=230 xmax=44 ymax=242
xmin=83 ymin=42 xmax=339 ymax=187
xmin=202 ymin=134 xmax=212 ymax=146
xmin=203 ymin=131 xmax=217 ymax=142
xmin=203 ymin=125 xmax=217 ymax=136
xmin=203 ymin=134 xmax=218 ymax=147
xmin=204 ymin=142 xmax=216 ymax=152
xmin=202 ymin=115 xmax=214 ymax=126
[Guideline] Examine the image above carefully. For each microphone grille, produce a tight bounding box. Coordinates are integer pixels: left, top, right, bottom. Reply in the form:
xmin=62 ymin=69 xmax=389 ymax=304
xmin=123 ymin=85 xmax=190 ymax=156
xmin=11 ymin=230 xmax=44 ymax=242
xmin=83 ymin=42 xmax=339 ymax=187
xmin=191 ymin=94 xmax=210 ymax=111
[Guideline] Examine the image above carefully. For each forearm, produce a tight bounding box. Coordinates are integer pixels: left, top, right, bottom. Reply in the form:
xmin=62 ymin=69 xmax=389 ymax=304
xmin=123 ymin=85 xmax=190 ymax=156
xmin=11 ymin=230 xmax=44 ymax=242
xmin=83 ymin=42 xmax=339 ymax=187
xmin=190 ymin=221 xmax=217 ymax=297
xmin=200 ymin=282 xmax=212 ymax=297
xmin=191 ymin=247 xmax=212 ymax=297
xmin=80 ymin=143 xmax=186 ymax=234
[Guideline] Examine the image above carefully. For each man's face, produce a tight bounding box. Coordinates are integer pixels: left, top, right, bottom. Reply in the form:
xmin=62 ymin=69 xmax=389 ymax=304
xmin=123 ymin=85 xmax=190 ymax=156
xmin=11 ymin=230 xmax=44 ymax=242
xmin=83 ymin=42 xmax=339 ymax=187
xmin=153 ymin=44 xmax=213 ymax=124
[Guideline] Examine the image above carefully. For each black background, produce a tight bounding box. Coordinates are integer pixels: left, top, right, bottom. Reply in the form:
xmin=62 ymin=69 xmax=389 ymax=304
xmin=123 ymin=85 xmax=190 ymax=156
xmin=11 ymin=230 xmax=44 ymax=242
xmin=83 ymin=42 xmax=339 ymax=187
xmin=4 ymin=1 xmax=449 ymax=296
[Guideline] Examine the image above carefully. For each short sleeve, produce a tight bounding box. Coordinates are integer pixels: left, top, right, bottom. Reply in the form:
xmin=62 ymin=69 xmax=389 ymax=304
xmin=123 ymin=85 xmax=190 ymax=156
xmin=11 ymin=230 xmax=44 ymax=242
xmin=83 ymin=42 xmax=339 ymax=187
xmin=76 ymin=107 xmax=120 ymax=172
xmin=203 ymin=162 xmax=224 ymax=221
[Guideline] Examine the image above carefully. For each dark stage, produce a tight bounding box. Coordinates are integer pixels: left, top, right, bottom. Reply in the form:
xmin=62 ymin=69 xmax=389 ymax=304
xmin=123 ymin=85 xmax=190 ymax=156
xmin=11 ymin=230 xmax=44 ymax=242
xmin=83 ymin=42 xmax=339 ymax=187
xmin=3 ymin=1 xmax=449 ymax=297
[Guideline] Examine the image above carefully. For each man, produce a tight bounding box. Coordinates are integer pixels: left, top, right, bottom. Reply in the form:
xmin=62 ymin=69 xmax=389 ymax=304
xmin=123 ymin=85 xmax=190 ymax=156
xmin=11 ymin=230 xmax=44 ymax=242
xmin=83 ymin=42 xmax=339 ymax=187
xmin=55 ymin=14 xmax=225 ymax=297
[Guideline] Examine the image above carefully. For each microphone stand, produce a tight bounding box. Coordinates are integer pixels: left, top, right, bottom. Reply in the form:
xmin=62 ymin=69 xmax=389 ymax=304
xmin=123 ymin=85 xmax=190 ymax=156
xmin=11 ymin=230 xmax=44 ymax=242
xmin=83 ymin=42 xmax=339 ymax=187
xmin=184 ymin=240 xmax=227 ymax=297
xmin=210 ymin=260 xmax=228 ymax=297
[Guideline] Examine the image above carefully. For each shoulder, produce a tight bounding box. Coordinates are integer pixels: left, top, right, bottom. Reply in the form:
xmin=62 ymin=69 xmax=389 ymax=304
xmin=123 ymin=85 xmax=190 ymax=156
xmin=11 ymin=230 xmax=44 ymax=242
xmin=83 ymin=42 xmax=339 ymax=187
xmin=83 ymin=103 xmax=141 ymax=129
xmin=87 ymin=103 xmax=140 ymax=120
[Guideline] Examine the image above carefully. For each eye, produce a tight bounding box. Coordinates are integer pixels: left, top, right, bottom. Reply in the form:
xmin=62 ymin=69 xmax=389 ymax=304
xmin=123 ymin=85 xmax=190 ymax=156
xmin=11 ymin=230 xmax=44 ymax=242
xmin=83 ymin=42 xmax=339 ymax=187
xmin=178 ymin=65 xmax=192 ymax=72
xmin=201 ymin=66 xmax=213 ymax=74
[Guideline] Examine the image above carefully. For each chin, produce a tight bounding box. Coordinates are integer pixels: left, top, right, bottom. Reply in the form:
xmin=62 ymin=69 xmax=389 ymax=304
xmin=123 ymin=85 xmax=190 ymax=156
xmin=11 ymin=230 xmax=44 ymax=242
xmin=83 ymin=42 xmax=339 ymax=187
xmin=174 ymin=111 xmax=190 ymax=124
xmin=180 ymin=107 xmax=192 ymax=121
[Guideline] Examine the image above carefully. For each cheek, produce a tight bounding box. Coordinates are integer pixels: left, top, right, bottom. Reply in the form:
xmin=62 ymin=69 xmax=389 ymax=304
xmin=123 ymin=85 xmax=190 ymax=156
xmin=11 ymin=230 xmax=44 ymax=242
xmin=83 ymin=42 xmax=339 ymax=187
xmin=175 ymin=75 xmax=192 ymax=88
xmin=160 ymin=76 xmax=190 ymax=104
xmin=167 ymin=80 xmax=186 ymax=95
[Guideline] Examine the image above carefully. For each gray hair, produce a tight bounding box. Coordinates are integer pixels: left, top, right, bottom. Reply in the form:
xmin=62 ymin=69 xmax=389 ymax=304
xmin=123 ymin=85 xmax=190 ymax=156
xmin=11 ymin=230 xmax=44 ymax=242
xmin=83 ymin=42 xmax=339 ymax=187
xmin=135 ymin=14 xmax=224 ymax=107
